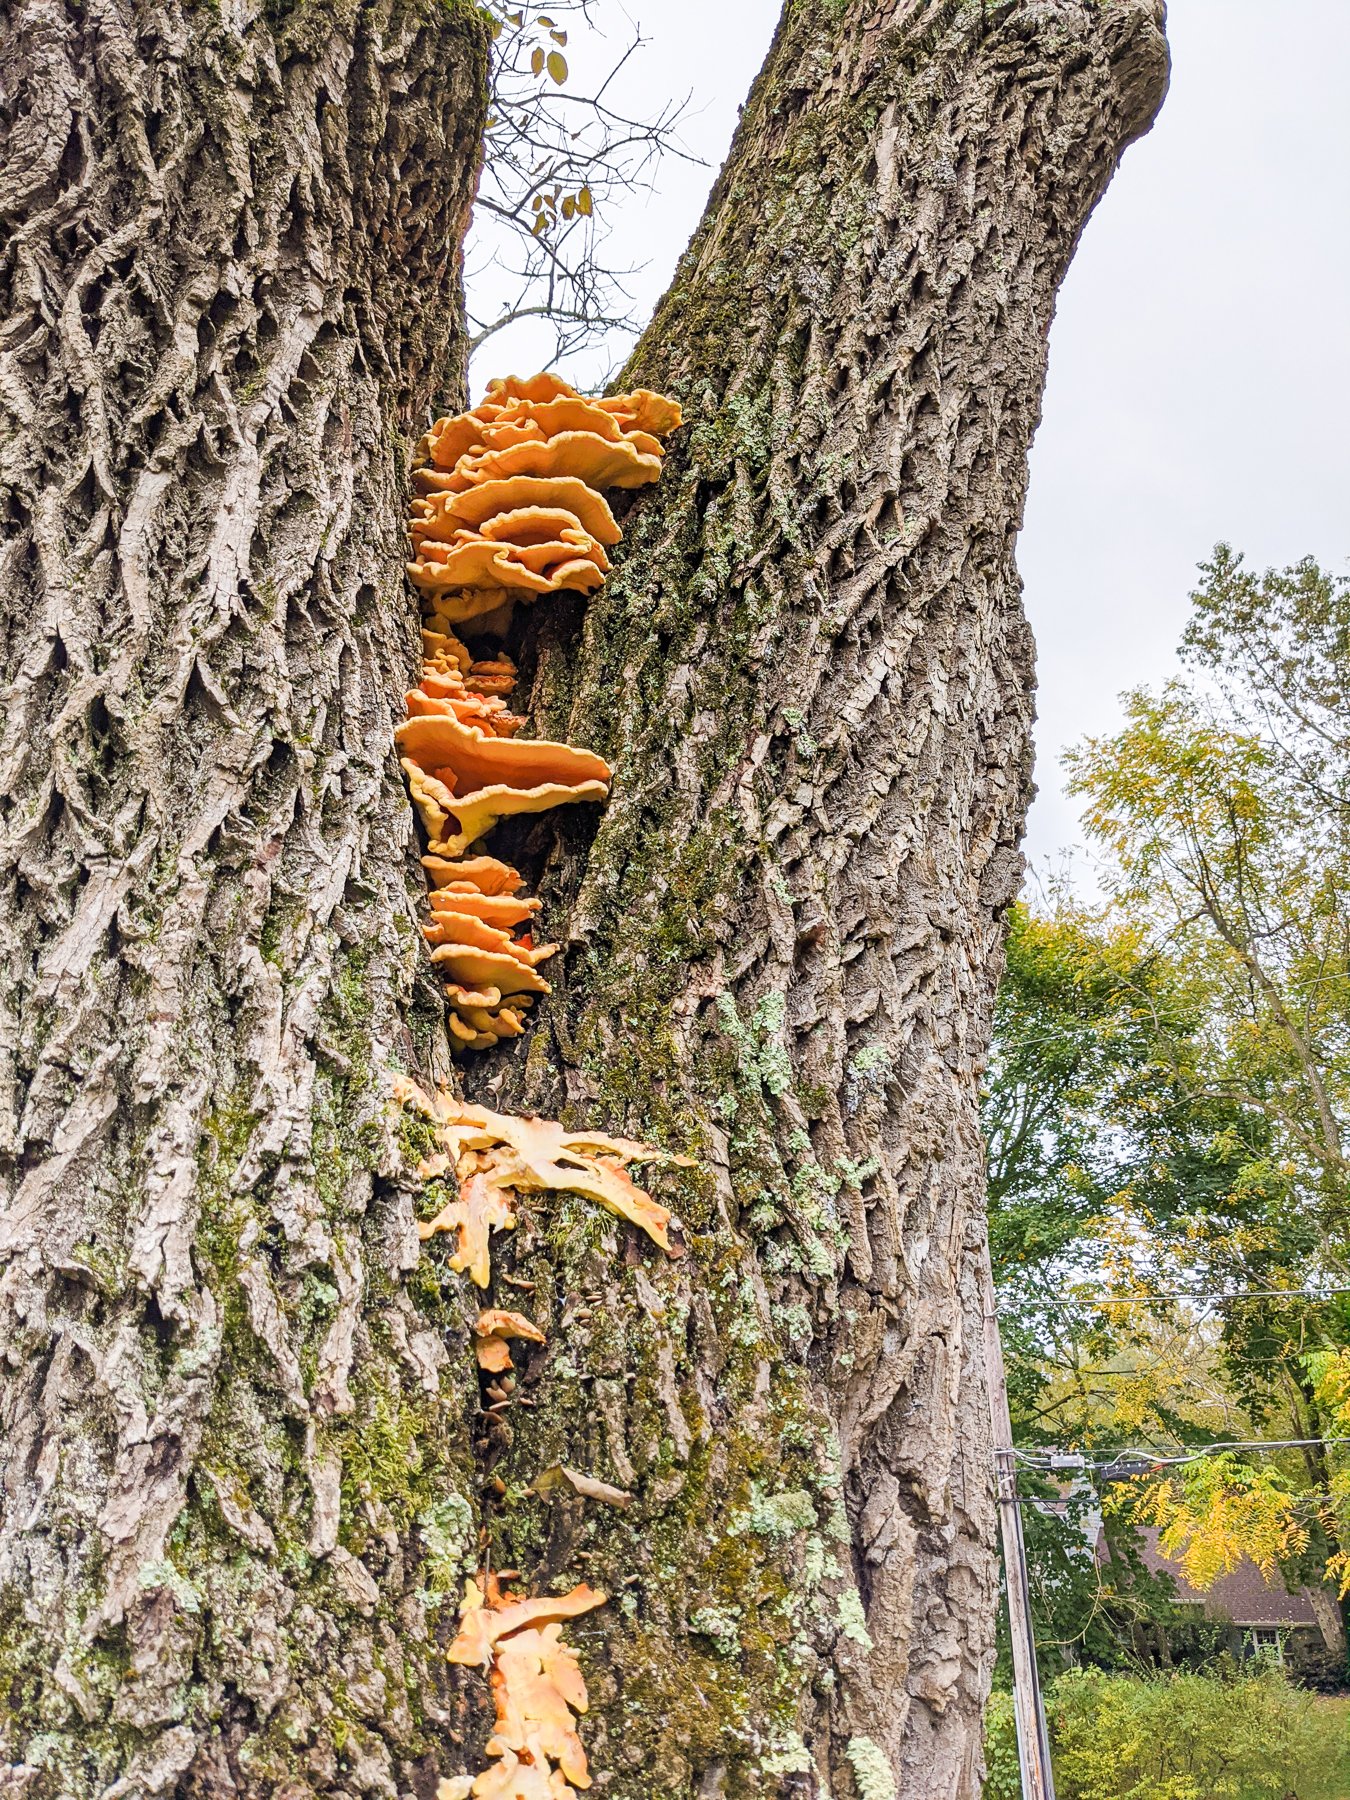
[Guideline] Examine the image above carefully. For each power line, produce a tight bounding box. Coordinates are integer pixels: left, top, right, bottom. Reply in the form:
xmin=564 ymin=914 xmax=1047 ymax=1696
xmin=1044 ymin=1350 xmax=1339 ymax=1376
xmin=1013 ymin=1435 xmax=1350 ymax=1472
xmin=999 ymin=1283 xmax=1350 ymax=1310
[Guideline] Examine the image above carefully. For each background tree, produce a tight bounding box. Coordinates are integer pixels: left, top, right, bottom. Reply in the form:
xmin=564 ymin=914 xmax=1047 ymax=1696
xmin=1069 ymin=556 xmax=1350 ymax=1668
xmin=0 ymin=3 xmax=1168 ymax=1797
xmin=990 ymin=552 xmax=1350 ymax=1682
xmin=984 ymin=900 xmax=1269 ymax=1670
xmin=1068 ymin=552 xmax=1350 ymax=1225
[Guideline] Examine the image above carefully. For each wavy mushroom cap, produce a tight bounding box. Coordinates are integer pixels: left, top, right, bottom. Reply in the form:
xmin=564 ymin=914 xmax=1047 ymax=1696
xmin=597 ymin=388 xmax=683 ymax=438
xmin=443 ymin=979 xmax=504 ymax=1009
xmin=443 ymin=430 xmax=662 ymax=494
xmin=428 ymin=887 xmax=540 ymax=928
xmin=401 ymin=760 xmax=458 ymax=845
xmin=429 ymin=942 xmax=553 ymax=997
xmin=421 ymin=394 xmax=639 ymax=471
xmin=423 ymin=852 xmax=524 ymax=894
xmin=423 ymin=907 xmax=555 ymax=968
xmin=420 ymin=627 xmax=474 ymax=675
xmin=411 ymin=477 xmax=623 ymax=545
xmin=397 ymin=710 xmax=611 ymax=796
xmin=407 ymin=539 xmax=608 ymax=598
xmin=407 ymin=682 xmax=523 ymax=740
xmin=425 ymin=778 xmax=612 ymax=857
xmin=441 ymin=984 xmax=536 ymax=1051
xmin=475 ymin=1307 xmax=548 ymax=1344
xmin=480 ymin=372 xmax=580 ymax=409
xmin=468 ymin=506 xmax=612 ymax=557
xmin=420 ymin=586 xmax=525 ymax=627
xmin=500 ymin=395 xmax=629 ymax=444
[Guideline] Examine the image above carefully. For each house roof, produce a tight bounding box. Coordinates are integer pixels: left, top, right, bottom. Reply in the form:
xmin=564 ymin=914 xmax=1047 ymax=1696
xmin=1112 ymin=1527 xmax=1322 ymax=1629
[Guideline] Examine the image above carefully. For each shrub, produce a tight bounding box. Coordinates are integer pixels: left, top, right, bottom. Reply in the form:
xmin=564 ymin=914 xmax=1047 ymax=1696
xmin=982 ymin=1689 xmax=1022 ymax=1800
xmin=983 ymin=1666 xmax=1350 ymax=1800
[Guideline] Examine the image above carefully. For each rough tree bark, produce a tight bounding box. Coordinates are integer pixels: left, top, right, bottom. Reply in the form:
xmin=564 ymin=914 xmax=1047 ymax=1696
xmin=0 ymin=2 xmax=1167 ymax=1798
xmin=0 ymin=2 xmax=489 ymax=1794
xmin=487 ymin=3 xmax=1166 ymax=1795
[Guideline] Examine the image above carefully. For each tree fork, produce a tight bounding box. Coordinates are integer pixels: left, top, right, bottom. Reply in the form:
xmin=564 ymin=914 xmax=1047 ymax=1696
xmin=0 ymin=1 xmax=1168 ymax=1797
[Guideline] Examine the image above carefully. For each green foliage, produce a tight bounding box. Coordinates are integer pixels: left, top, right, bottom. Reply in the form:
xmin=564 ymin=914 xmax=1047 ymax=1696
xmin=1042 ymin=548 xmax=1350 ymax=1626
xmin=986 ymin=899 xmax=1286 ymax=1453
xmin=999 ymin=1478 xmax=1186 ymax=1679
xmin=1066 ymin=547 xmax=1350 ymax=1229
xmin=984 ymin=899 xmax=1274 ymax=1667
xmin=1182 ymin=545 xmax=1350 ymax=819
xmin=984 ymin=549 xmax=1350 ymax=1680
xmin=1042 ymin=1667 xmax=1350 ymax=1800
xmin=981 ymin=1691 xmax=1022 ymax=1800
xmin=988 ymin=901 xmax=1273 ymax=1330
xmin=984 ymin=1670 xmax=1350 ymax=1799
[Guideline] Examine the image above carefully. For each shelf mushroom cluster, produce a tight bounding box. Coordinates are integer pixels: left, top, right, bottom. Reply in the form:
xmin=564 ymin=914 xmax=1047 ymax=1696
xmin=399 ymin=373 xmax=681 ymax=1052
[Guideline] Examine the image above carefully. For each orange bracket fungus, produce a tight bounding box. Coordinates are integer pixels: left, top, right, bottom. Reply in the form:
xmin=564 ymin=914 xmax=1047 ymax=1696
xmin=439 ymin=1574 xmax=608 ymax=1800
xmin=474 ymin=1308 xmax=547 ymax=1374
xmin=395 ymin=376 xmax=682 ymax=1800
xmin=400 ymin=371 xmax=680 ymax=1054
xmin=393 ymin=1075 xmax=687 ymax=1289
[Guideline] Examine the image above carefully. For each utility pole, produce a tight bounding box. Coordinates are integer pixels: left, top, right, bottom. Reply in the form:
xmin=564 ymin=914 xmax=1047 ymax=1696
xmin=980 ymin=1250 xmax=1057 ymax=1800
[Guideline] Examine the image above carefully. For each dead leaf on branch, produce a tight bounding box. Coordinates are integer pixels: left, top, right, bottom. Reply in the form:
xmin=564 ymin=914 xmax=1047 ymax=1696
xmin=532 ymin=1465 xmax=632 ymax=1509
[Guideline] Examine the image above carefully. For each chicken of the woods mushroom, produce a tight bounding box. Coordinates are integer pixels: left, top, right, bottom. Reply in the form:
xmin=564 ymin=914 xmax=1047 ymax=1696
xmin=400 ymin=374 xmax=681 ymax=1052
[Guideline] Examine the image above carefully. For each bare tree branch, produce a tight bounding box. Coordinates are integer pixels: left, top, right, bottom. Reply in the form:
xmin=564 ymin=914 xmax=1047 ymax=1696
xmin=466 ymin=2 xmax=700 ymax=373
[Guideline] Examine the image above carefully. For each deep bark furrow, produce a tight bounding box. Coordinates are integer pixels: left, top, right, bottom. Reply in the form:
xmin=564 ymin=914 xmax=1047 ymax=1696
xmin=0 ymin=2 xmax=1168 ymax=1795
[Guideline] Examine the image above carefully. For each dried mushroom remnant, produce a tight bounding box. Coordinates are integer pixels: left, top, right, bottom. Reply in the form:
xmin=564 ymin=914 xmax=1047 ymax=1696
xmin=439 ymin=1574 xmax=606 ymax=1800
xmin=475 ymin=1308 xmax=547 ymax=1374
xmin=417 ymin=1170 xmax=516 ymax=1290
xmin=393 ymin=1075 xmax=687 ymax=1289
xmin=401 ymin=371 xmax=680 ymax=1056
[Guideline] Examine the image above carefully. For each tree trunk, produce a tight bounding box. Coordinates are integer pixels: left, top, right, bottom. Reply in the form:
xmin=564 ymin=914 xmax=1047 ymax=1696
xmin=0 ymin=1 xmax=1168 ymax=1797
xmin=0 ymin=2 xmax=488 ymax=1794
xmin=483 ymin=4 xmax=1166 ymax=1798
xmin=1303 ymin=1583 xmax=1348 ymax=1667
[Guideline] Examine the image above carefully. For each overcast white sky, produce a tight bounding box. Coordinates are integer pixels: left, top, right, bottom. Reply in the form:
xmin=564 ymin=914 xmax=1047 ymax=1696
xmin=470 ymin=0 xmax=1350 ymax=876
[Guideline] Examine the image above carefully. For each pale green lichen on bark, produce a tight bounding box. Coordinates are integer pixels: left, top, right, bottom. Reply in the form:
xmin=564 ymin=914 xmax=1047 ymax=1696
xmin=846 ymin=1737 xmax=898 ymax=1800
